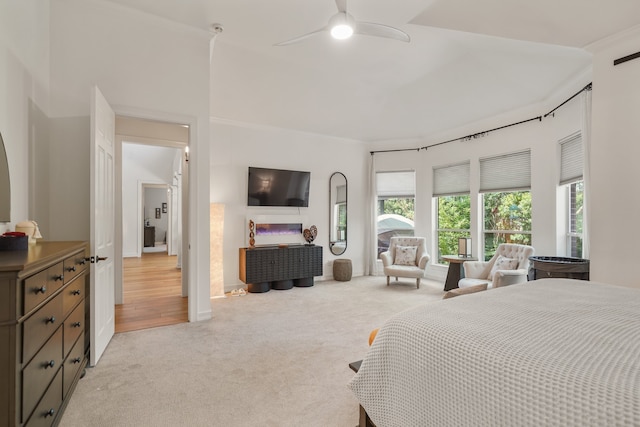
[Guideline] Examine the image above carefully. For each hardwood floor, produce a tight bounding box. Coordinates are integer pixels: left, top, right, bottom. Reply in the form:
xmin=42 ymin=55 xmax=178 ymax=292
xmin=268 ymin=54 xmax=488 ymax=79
xmin=116 ymin=252 xmax=187 ymax=333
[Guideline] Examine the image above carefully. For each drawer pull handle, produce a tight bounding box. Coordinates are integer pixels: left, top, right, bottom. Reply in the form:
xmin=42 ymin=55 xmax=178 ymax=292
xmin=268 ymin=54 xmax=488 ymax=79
xmin=72 ymin=322 xmax=81 ymax=328
xmin=45 ymin=408 xmax=55 ymax=417
xmin=72 ymin=357 xmax=82 ymax=364
xmin=46 ymin=316 xmax=56 ymax=324
xmin=67 ymin=266 xmax=77 ymax=272
xmin=72 ymin=289 xmax=81 ymax=296
xmin=44 ymin=360 xmax=55 ymax=369
xmin=35 ymin=285 xmax=47 ymax=294
xmin=79 ymin=258 xmax=88 ymax=265
xmin=54 ymin=274 xmax=64 ymax=281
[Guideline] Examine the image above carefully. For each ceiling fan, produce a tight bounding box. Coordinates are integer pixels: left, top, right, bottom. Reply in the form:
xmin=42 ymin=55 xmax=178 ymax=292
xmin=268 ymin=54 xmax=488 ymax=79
xmin=275 ymin=0 xmax=410 ymax=46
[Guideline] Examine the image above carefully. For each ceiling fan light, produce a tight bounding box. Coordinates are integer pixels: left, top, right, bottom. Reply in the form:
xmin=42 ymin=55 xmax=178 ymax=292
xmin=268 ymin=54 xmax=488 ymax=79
xmin=331 ymin=24 xmax=353 ymax=40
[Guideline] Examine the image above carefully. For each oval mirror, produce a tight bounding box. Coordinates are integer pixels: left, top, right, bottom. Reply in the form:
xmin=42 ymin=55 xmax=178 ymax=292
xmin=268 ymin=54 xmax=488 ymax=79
xmin=329 ymin=172 xmax=347 ymax=255
xmin=0 ymin=132 xmax=10 ymax=222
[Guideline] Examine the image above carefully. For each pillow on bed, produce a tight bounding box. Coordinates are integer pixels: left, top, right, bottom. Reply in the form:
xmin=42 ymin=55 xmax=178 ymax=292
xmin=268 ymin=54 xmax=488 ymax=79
xmin=394 ymin=245 xmax=418 ymax=266
xmin=489 ymin=255 xmax=519 ymax=280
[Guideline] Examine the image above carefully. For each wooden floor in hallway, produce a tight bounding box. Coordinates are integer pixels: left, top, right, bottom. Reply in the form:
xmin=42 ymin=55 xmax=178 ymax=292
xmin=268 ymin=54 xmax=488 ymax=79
xmin=116 ymin=252 xmax=187 ymax=333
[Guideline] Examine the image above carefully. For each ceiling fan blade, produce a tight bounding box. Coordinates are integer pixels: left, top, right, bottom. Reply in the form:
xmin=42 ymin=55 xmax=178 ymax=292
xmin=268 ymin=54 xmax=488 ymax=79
xmin=335 ymin=0 xmax=347 ymax=13
xmin=355 ymin=21 xmax=410 ymax=43
xmin=274 ymin=27 xmax=327 ymax=46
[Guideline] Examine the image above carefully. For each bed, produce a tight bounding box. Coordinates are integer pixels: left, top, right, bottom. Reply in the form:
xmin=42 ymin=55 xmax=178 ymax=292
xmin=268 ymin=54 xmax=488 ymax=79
xmin=348 ymin=279 xmax=640 ymax=426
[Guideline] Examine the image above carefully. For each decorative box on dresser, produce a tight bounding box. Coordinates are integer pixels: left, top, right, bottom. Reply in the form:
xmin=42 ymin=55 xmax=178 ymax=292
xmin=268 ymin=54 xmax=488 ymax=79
xmin=0 ymin=241 xmax=89 ymax=427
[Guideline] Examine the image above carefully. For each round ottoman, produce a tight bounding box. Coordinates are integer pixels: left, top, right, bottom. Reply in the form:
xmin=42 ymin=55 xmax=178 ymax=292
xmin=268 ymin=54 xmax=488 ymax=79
xmin=333 ymin=259 xmax=352 ymax=281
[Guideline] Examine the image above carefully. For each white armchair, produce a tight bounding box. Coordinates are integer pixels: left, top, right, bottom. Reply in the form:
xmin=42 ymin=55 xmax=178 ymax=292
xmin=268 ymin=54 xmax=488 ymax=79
xmin=380 ymin=237 xmax=430 ymax=289
xmin=459 ymin=243 xmax=534 ymax=289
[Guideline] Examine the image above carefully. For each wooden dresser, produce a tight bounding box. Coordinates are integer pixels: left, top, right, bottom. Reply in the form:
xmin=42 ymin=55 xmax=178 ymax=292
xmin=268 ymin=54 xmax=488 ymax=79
xmin=0 ymin=241 xmax=89 ymax=427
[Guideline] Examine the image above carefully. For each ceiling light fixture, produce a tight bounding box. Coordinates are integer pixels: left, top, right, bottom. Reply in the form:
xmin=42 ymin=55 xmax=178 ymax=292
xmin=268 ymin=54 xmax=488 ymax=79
xmin=330 ymin=24 xmax=353 ymax=40
xmin=275 ymin=0 xmax=409 ymax=46
xmin=329 ymin=12 xmax=354 ymax=40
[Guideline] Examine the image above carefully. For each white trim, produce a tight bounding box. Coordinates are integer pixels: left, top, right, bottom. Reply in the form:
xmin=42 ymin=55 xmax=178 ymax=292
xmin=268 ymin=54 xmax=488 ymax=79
xmin=210 ymin=116 xmax=362 ymax=145
xmin=585 ymin=23 xmax=640 ymax=53
xmin=113 ymin=104 xmax=207 ymax=323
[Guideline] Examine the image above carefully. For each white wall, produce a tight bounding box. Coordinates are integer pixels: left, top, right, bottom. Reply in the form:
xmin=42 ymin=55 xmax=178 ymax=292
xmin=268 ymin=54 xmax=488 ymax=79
xmin=588 ymin=26 xmax=640 ymax=287
xmin=0 ymin=0 xmax=51 ymax=233
xmin=46 ymin=0 xmax=211 ymax=321
xmin=210 ymin=120 xmax=368 ymax=290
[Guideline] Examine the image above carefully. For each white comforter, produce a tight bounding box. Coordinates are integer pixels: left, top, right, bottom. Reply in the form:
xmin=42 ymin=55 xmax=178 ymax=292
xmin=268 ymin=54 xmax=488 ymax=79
xmin=348 ymin=279 xmax=640 ymax=426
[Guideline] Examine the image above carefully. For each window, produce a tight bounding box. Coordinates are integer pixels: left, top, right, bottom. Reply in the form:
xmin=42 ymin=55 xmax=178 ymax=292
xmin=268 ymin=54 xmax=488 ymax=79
xmin=433 ymin=163 xmax=470 ymax=263
xmin=480 ymin=150 xmax=532 ymax=260
xmin=376 ymin=171 xmax=415 ymax=257
xmin=333 ymin=185 xmax=347 ymax=241
xmin=567 ymin=181 xmax=584 ymax=257
xmin=560 ymin=133 xmax=584 ymax=257
xmin=483 ymin=191 xmax=532 ymax=260
xmin=437 ymin=196 xmax=471 ymax=263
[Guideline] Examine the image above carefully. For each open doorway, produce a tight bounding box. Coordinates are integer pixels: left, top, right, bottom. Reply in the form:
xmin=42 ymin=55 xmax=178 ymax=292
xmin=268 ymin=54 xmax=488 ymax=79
xmin=115 ymin=117 xmax=188 ymax=333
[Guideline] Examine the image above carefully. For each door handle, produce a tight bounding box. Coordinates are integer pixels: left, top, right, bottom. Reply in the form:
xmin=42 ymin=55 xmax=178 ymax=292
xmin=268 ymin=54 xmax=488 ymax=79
xmin=89 ymin=256 xmax=109 ymax=264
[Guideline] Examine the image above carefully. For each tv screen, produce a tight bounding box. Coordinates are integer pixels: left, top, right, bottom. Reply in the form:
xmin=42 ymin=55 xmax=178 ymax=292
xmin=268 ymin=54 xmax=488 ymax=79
xmin=248 ymin=167 xmax=310 ymax=207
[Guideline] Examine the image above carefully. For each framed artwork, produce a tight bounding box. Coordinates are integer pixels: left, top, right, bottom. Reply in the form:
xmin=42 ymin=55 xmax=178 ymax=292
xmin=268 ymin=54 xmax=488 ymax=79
xmin=155 ymin=208 xmax=161 ymax=219
xmin=162 ymin=202 xmax=167 ymax=213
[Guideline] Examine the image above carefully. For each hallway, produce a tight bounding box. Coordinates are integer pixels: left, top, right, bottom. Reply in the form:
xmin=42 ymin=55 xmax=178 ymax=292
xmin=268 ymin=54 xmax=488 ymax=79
xmin=116 ymin=252 xmax=187 ymax=333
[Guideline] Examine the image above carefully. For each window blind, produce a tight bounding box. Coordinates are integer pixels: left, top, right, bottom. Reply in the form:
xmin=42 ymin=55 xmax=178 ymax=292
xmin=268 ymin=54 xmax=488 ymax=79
xmin=433 ymin=162 xmax=470 ymax=196
xmin=560 ymin=133 xmax=583 ymax=185
xmin=376 ymin=171 xmax=415 ymax=198
xmin=480 ymin=150 xmax=531 ymax=192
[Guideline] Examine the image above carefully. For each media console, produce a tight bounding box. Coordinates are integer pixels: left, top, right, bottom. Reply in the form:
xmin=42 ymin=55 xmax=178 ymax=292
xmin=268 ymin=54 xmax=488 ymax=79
xmin=239 ymin=245 xmax=323 ymax=293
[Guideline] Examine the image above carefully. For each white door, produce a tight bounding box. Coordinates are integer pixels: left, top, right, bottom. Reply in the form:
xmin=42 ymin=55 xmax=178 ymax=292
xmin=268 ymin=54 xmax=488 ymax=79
xmin=90 ymin=86 xmax=116 ymax=366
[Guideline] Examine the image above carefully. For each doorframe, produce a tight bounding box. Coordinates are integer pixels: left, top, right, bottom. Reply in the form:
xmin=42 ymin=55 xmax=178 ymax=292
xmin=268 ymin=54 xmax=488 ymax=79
xmin=113 ymin=108 xmax=194 ymax=317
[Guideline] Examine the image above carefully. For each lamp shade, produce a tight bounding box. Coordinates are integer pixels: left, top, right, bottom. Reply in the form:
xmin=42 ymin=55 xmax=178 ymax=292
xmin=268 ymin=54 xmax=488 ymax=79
xmin=458 ymin=237 xmax=472 ymax=257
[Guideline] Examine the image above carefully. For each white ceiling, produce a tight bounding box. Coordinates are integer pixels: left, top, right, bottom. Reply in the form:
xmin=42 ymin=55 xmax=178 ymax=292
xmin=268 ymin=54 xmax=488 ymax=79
xmin=103 ymin=0 xmax=640 ymax=143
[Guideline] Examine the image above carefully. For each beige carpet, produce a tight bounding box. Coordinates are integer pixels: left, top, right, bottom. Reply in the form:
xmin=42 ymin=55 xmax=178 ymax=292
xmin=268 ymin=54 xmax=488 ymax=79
xmin=60 ymin=275 xmax=445 ymax=427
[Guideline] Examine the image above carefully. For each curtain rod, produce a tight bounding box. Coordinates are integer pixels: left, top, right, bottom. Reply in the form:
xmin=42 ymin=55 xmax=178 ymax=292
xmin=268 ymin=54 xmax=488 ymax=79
xmin=370 ymin=82 xmax=592 ymax=155
xmin=543 ymin=82 xmax=592 ymax=118
xmin=369 ymin=147 xmax=419 ymax=155
xmin=420 ymin=116 xmax=542 ymax=151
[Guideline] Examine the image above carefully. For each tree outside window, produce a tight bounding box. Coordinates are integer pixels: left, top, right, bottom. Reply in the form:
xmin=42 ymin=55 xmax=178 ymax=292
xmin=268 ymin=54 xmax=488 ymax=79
xmin=483 ymin=191 xmax=532 ymax=260
xmin=436 ymin=195 xmax=470 ymax=263
xmin=567 ymin=181 xmax=584 ymax=257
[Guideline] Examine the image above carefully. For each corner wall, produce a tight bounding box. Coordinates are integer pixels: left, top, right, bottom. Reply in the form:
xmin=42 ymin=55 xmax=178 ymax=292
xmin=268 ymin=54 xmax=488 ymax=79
xmin=0 ymin=0 xmax=51 ymax=233
xmin=588 ymin=26 xmax=640 ymax=286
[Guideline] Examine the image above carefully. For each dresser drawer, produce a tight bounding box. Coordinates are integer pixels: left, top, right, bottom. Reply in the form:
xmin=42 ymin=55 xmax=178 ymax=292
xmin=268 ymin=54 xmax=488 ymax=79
xmin=63 ymin=335 xmax=84 ymax=398
xmin=62 ymin=278 xmax=84 ymax=318
xmin=63 ymin=301 xmax=84 ymax=358
xmin=23 ymin=263 xmax=65 ymax=314
xmin=22 ymin=327 xmax=63 ymax=422
xmin=24 ymin=368 xmax=62 ymax=427
xmin=23 ymin=293 xmax=63 ymax=364
xmin=63 ymin=253 xmax=88 ymax=285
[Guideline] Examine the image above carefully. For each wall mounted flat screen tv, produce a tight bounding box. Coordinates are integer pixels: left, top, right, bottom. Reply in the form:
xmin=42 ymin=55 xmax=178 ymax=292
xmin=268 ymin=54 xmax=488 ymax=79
xmin=248 ymin=167 xmax=310 ymax=207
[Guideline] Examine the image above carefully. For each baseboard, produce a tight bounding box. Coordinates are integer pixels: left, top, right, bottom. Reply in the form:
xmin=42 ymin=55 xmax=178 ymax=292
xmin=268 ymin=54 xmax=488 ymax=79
xmin=196 ymin=309 xmax=212 ymax=322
